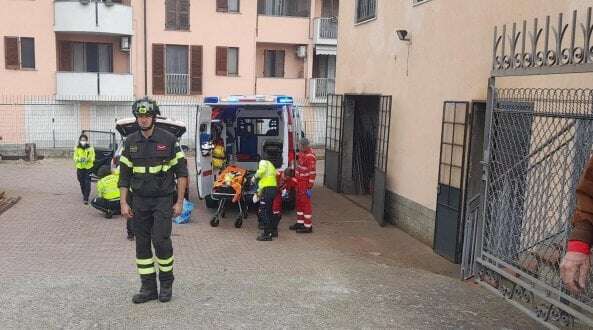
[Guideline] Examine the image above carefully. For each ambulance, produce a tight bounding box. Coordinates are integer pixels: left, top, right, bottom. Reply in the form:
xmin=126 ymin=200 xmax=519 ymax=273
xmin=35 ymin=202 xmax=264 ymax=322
xmin=196 ymin=95 xmax=304 ymax=208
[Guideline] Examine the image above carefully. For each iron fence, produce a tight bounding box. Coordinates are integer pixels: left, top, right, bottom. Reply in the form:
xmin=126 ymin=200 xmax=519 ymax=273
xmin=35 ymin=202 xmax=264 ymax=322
xmin=0 ymin=95 xmax=326 ymax=158
xmin=478 ymin=88 xmax=593 ymax=327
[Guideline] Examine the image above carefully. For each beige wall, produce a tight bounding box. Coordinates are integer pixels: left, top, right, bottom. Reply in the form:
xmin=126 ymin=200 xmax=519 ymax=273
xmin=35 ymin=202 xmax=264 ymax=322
xmin=0 ymin=0 xmax=55 ymax=95
xmin=336 ymin=0 xmax=593 ymax=214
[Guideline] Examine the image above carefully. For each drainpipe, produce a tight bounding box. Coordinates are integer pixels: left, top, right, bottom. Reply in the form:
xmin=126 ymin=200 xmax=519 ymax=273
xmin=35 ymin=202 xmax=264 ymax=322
xmin=143 ymin=0 xmax=148 ymax=96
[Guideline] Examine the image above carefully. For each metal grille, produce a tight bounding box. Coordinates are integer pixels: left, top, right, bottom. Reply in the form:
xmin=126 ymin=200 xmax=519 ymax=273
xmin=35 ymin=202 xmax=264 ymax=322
xmin=375 ymin=96 xmax=392 ymax=172
xmin=479 ymin=88 xmax=593 ymax=326
xmin=325 ymin=94 xmax=343 ymax=153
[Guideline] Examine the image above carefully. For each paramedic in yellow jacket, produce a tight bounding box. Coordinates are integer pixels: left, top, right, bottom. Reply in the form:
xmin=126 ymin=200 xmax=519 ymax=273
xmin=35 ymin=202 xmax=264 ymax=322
xmin=253 ymin=159 xmax=277 ymax=241
xmin=73 ymin=134 xmax=95 ymax=204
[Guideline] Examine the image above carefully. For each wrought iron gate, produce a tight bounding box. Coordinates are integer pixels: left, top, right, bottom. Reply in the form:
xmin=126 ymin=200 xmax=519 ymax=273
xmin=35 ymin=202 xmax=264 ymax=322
xmin=477 ymin=87 xmax=593 ymax=327
xmin=372 ymin=95 xmax=392 ymax=226
xmin=325 ymin=94 xmax=345 ymax=192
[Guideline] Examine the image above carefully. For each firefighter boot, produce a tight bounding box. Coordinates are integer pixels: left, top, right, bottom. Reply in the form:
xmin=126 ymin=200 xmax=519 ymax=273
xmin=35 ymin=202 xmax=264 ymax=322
xmin=257 ymin=224 xmax=273 ymax=241
xmin=159 ymin=281 xmax=173 ymax=303
xmin=296 ymin=226 xmax=313 ymax=234
xmin=132 ymin=278 xmax=158 ymax=304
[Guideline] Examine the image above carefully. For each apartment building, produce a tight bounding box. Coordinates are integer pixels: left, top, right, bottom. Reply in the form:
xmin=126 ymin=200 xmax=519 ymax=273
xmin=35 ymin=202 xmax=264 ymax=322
xmin=330 ymin=0 xmax=593 ymax=255
xmin=0 ymin=0 xmax=339 ymax=102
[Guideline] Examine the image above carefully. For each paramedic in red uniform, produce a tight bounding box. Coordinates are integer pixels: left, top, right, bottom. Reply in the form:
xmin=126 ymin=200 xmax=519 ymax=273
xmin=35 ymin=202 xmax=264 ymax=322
xmin=272 ymin=168 xmax=294 ymax=238
xmin=289 ymin=138 xmax=316 ymax=233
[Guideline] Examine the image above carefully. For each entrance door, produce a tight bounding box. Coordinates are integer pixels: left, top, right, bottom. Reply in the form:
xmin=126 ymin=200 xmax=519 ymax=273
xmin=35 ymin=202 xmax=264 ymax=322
xmin=434 ymin=101 xmax=470 ymax=263
xmin=371 ymin=96 xmax=392 ymax=226
xmin=325 ymin=94 xmax=345 ymax=192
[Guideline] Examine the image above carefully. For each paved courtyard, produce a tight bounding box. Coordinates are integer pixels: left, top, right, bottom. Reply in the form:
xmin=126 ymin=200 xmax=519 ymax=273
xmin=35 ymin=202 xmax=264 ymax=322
xmin=0 ymin=158 xmax=538 ymax=329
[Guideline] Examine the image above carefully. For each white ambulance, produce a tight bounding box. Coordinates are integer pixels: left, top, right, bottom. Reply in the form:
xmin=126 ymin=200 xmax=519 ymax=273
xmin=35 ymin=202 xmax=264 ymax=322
xmin=196 ymin=95 xmax=303 ymax=208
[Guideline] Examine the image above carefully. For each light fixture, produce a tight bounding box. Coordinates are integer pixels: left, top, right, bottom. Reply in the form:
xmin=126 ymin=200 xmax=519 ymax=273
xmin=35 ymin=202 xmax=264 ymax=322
xmin=396 ymin=29 xmax=410 ymax=42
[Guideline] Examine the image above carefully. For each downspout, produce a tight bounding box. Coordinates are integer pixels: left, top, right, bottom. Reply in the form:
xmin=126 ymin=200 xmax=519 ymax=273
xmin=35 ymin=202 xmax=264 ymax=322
xmin=143 ymin=0 xmax=148 ymax=96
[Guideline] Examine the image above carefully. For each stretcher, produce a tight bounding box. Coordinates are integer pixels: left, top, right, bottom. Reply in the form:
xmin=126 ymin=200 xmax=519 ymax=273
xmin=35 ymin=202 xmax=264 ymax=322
xmin=209 ymin=165 xmax=254 ymax=228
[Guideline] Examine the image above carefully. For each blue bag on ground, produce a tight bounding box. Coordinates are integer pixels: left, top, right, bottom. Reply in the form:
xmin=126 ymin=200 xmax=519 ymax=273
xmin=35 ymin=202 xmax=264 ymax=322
xmin=174 ymin=199 xmax=194 ymax=224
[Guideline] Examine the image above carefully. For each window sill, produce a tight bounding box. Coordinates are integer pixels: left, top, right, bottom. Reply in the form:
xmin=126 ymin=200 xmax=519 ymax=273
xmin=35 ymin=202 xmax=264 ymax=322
xmin=6 ymin=67 xmax=37 ymax=71
xmin=217 ymin=11 xmax=242 ymax=15
xmin=164 ymin=28 xmax=191 ymax=32
xmin=354 ymin=17 xmax=377 ymax=26
xmin=257 ymin=14 xmax=310 ymax=19
xmin=217 ymin=74 xmax=241 ymax=77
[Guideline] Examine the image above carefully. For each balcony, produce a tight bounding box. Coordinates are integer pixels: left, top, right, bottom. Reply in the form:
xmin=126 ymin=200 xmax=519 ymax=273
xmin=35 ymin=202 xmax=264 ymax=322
xmin=54 ymin=0 xmax=133 ymax=36
xmin=56 ymin=72 xmax=134 ymax=100
xmin=313 ymin=17 xmax=337 ymax=45
xmin=256 ymin=78 xmax=306 ymax=99
xmin=309 ymin=78 xmax=335 ymax=103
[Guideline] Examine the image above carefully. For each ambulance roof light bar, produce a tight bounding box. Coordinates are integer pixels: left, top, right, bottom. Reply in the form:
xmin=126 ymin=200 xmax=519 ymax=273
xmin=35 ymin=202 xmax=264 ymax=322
xmin=203 ymin=95 xmax=293 ymax=105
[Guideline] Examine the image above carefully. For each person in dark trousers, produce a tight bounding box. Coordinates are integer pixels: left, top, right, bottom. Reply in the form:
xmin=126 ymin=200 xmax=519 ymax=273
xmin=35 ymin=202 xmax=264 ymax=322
xmin=73 ymin=134 xmax=95 ymax=204
xmin=118 ymin=97 xmax=188 ymax=304
xmin=271 ymin=168 xmax=295 ymax=238
xmin=252 ymin=159 xmax=277 ymax=241
xmin=91 ymin=166 xmax=121 ymax=218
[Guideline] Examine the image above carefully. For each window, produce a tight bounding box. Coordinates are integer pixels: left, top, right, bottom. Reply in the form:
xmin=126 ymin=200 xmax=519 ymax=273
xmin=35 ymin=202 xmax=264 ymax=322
xmin=216 ymin=47 xmax=239 ymax=76
xmin=152 ymin=43 xmax=202 ymax=95
xmin=238 ymin=118 xmax=279 ymax=136
xmin=217 ymin=0 xmax=240 ymax=13
xmin=412 ymin=0 xmax=432 ymax=6
xmin=356 ymin=0 xmax=376 ymax=23
xmin=63 ymin=42 xmax=113 ymax=73
xmin=165 ymin=0 xmax=190 ymax=31
xmin=4 ymin=36 xmax=35 ymax=70
xmin=257 ymin=0 xmax=310 ymax=17
xmin=264 ymin=50 xmax=285 ymax=78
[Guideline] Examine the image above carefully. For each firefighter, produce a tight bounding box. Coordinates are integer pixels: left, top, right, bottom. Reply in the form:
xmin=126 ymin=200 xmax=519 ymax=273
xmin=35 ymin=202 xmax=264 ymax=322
xmin=289 ymin=138 xmax=316 ymax=233
xmin=73 ymin=133 xmax=95 ymax=204
xmin=118 ymin=97 xmax=188 ymax=304
xmin=252 ymin=158 xmax=277 ymax=241
xmin=271 ymin=168 xmax=295 ymax=238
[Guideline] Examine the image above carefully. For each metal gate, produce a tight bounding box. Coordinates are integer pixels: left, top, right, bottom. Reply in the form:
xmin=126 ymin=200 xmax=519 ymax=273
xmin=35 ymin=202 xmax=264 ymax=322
xmin=372 ymin=95 xmax=392 ymax=226
xmin=477 ymin=88 xmax=593 ymax=327
xmin=325 ymin=94 xmax=345 ymax=192
xmin=471 ymin=8 xmax=593 ymax=327
xmin=434 ymin=102 xmax=469 ymax=263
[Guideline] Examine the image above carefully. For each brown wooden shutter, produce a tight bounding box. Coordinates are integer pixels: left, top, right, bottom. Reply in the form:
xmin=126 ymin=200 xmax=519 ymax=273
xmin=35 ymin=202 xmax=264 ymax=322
xmin=217 ymin=0 xmax=228 ymax=12
xmin=190 ymin=45 xmax=203 ymax=95
xmin=58 ymin=40 xmax=72 ymax=71
xmin=178 ymin=0 xmax=190 ymax=30
xmin=4 ymin=37 xmax=20 ymax=70
xmin=152 ymin=44 xmax=165 ymax=95
xmin=216 ymin=46 xmax=227 ymax=76
xmin=165 ymin=0 xmax=177 ymax=30
xmin=276 ymin=51 xmax=285 ymax=77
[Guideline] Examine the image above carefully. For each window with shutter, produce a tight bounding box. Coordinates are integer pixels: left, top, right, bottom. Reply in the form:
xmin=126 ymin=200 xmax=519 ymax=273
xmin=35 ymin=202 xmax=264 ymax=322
xmin=228 ymin=0 xmax=240 ymax=12
xmin=216 ymin=0 xmax=228 ymax=12
xmin=4 ymin=37 xmax=20 ymax=70
xmin=178 ymin=0 xmax=190 ymax=30
xmin=264 ymin=50 xmax=285 ymax=78
xmin=59 ymin=41 xmax=72 ymax=72
xmin=190 ymin=45 xmax=203 ymax=95
xmin=20 ymin=38 xmax=35 ymax=69
xmin=227 ymin=47 xmax=239 ymax=76
xmin=165 ymin=0 xmax=178 ymax=29
xmin=152 ymin=44 xmax=165 ymax=95
xmin=216 ymin=47 xmax=228 ymax=76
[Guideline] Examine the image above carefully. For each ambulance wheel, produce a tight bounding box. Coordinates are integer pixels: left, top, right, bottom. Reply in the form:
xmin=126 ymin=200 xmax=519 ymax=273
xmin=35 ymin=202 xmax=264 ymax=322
xmin=234 ymin=217 xmax=243 ymax=228
xmin=210 ymin=217 xmax=219 ymax=227
xmin=205 ymin=195 xmax=219 ymax=209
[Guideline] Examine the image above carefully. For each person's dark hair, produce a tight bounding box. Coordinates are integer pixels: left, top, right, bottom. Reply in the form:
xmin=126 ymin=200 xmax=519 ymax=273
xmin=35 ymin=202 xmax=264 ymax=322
xmin=98 ymin=165 xmax=112 ymax=179
xmin=79 ymin=134 xmax=89 ymax=141
xmin=284 ymin=168 xmax=294 ymax=177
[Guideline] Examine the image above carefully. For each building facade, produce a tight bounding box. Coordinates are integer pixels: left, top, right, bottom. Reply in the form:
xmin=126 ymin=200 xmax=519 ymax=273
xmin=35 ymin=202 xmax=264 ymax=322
xmin=0 ymin=0 xmax=339 ymax=102
xmin=332 ymin=0 xmax=593 ymax=250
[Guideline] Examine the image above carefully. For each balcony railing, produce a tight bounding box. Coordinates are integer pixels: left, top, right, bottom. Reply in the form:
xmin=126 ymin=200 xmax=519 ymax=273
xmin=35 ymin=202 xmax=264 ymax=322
xmin=314 ymin=17 xmax=337 ymax=41
xmin=166 ymin=73 xmax=189 ymax=95
xmin=309 ymin=78 xmax=335 ymax=101
xmin=54 ymin=0 xmax=133 ymax=35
